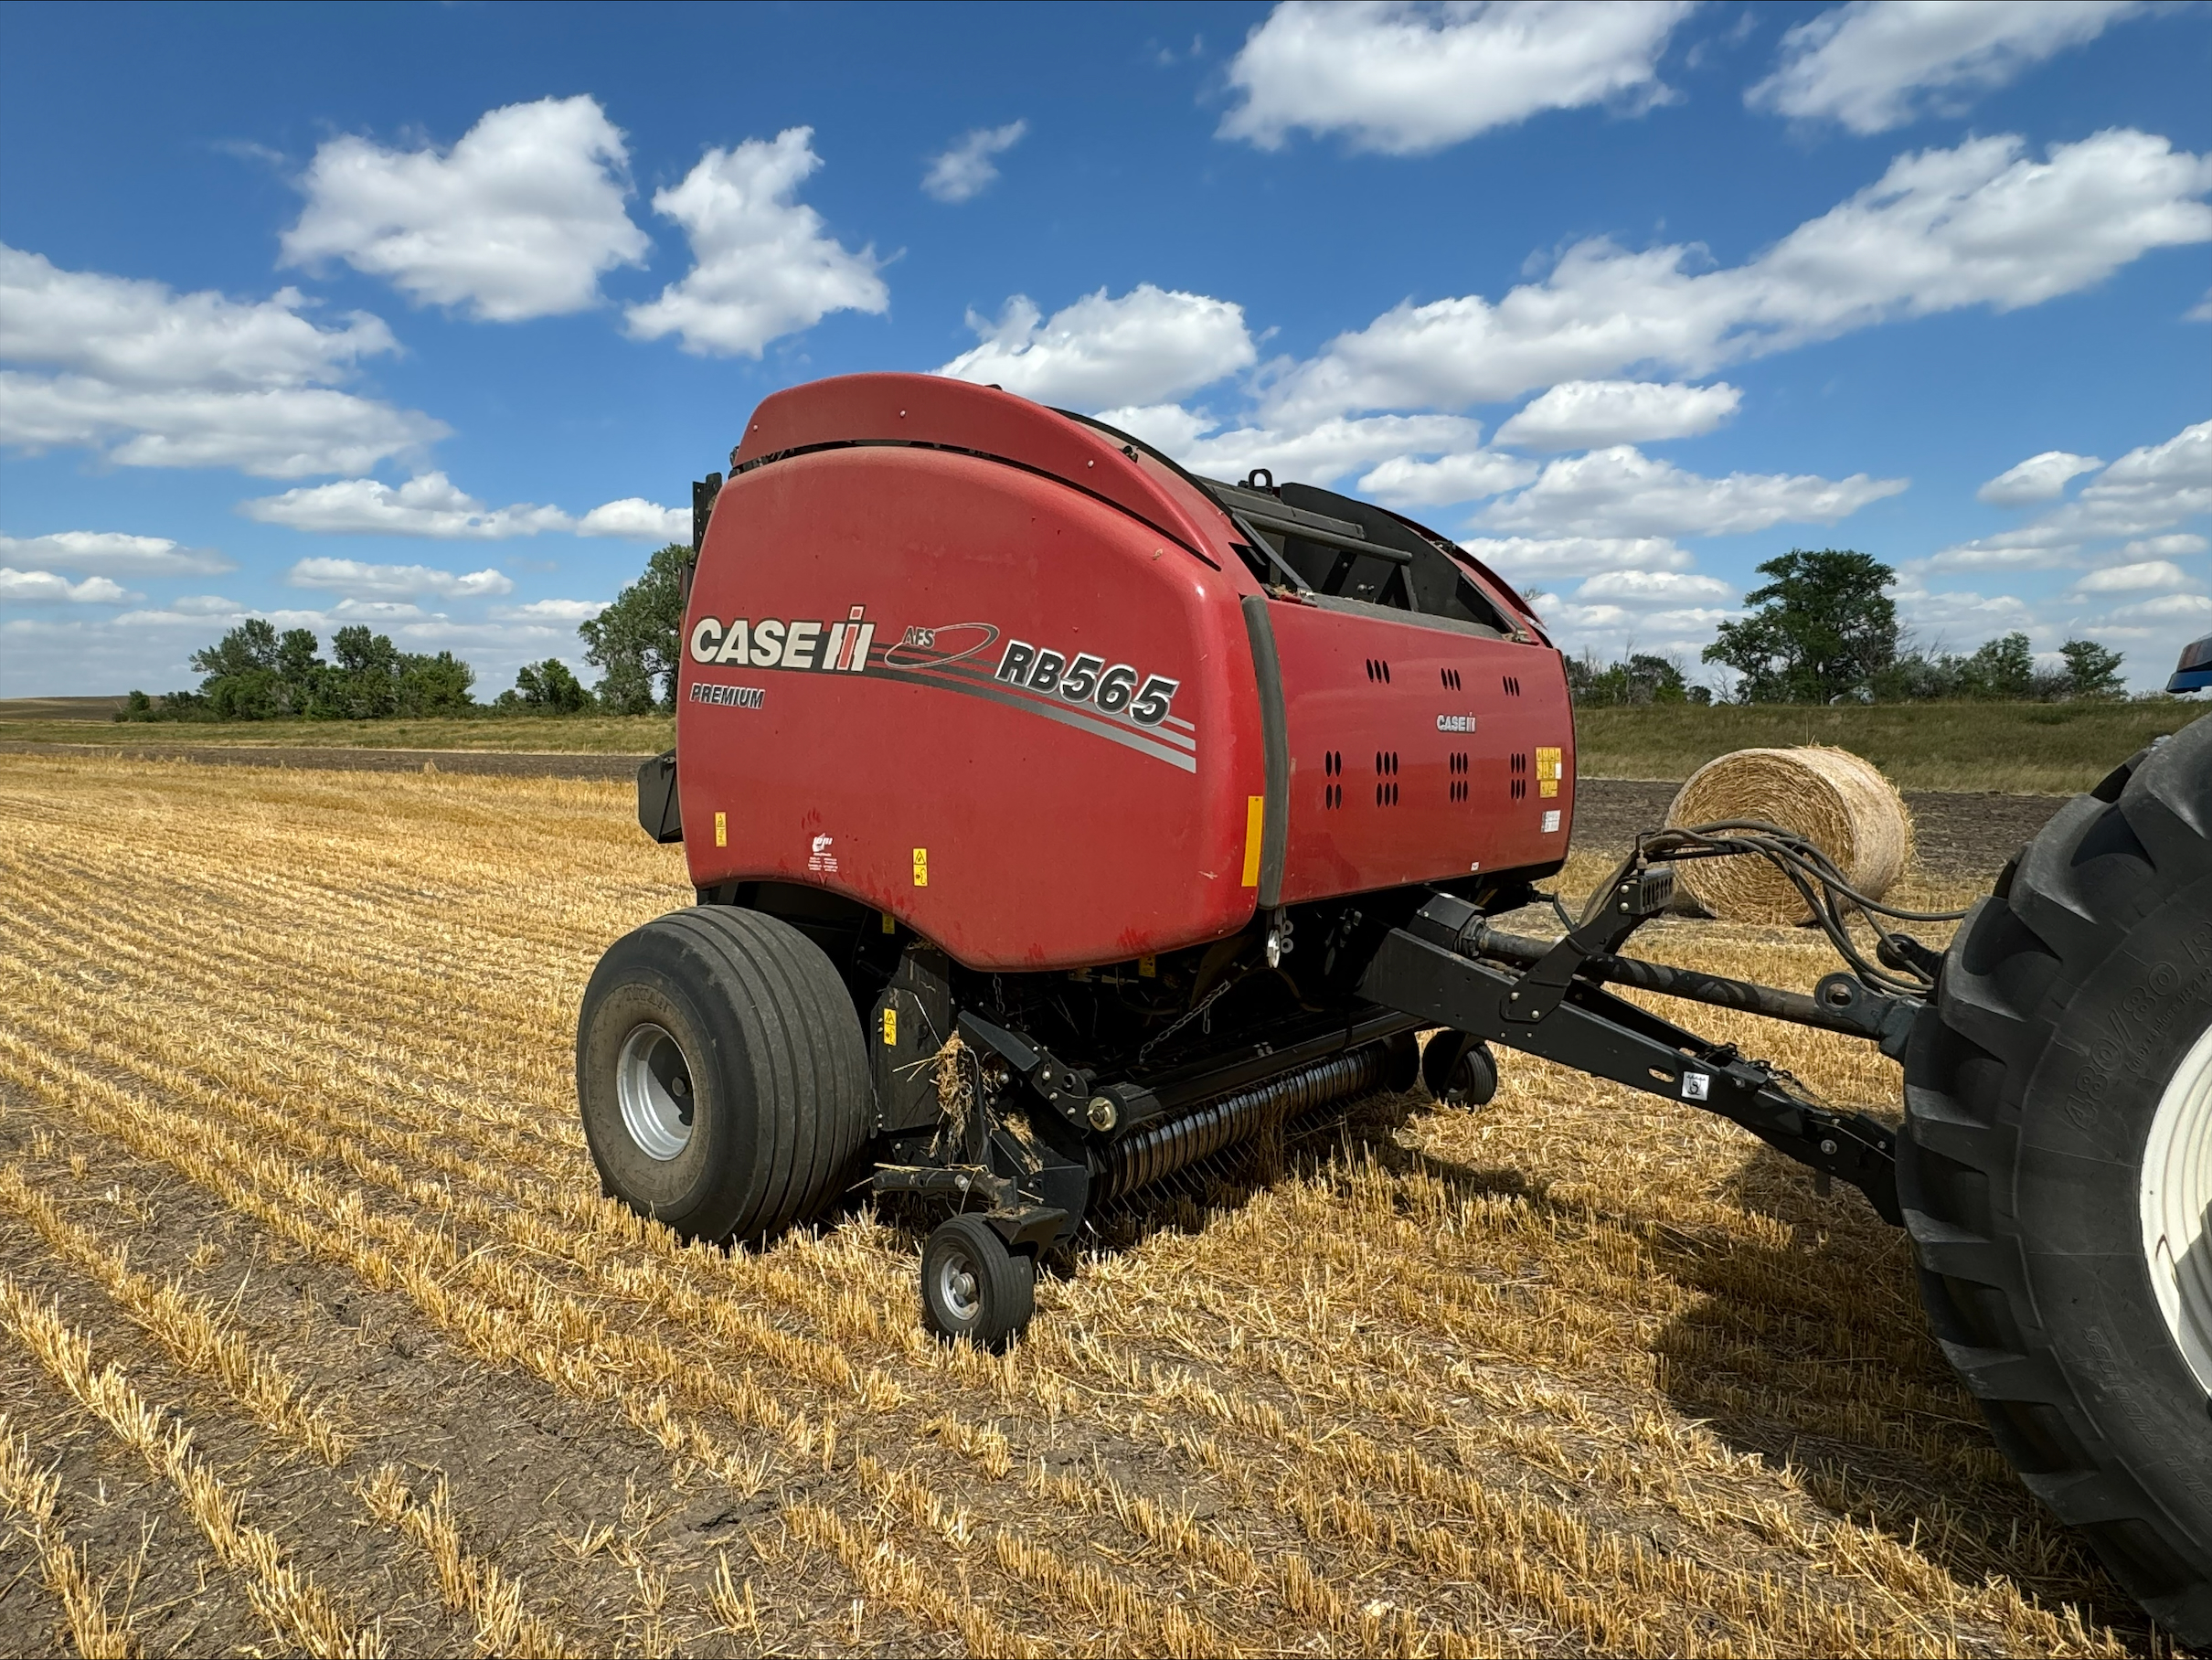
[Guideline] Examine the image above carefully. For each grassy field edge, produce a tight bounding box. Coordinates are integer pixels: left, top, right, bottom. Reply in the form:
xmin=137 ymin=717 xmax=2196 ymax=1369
xmin=0 ymin=700 xmax=2201 ymax=793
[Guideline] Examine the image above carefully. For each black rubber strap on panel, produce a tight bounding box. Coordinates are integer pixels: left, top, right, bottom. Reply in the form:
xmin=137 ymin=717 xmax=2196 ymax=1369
xmin=1240 ymin=594 xmax=1291 ymax=910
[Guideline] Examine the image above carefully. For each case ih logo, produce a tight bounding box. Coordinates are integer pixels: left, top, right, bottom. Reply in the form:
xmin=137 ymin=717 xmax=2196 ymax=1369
xmin=683 ymin=603 xmax=1196 ymax=772
xmin=687 ymin=606 xmax=875 ymax=672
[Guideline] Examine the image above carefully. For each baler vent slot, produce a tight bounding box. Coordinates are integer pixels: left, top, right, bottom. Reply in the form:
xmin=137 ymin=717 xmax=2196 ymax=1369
xmin=1376 ymin=750 xmax=1400 ymax=807
xmin=1364 ymin=657 xmax=1392 ymax=684
xmin=1450 ymin=752 xmax=1470 ymax=803
xmin=1511 ymin=752 xmax=1529 ymax=801
xmin=1441 ymin=667 xmax=1462 ymax=690
xmin=1323 ymin=750 xmax=1344 ymax=810
xmin=1505 ymin=676 xmax=1523 ymax=696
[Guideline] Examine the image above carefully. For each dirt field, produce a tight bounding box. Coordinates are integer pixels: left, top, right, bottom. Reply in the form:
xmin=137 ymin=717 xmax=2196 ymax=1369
xmin=0 ymin=752 xmax=2159 ymax=1657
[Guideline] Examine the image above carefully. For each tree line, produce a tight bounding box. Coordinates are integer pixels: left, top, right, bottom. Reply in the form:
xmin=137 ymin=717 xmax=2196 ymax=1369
xmin=1573 ymin=548 xmax=2129 ymax=707
xmin=124 ymin=540 xmax=2149 ymax=722
xmin=121 ymin=544 xmax=688 ymax=722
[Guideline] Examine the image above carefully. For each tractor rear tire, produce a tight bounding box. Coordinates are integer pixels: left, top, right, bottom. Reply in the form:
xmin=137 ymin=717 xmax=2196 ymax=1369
xmin=577 ymin=905 xmax=871 ymax=1246
xmin=1900 ymin=716 xmax=2212 ymax=1644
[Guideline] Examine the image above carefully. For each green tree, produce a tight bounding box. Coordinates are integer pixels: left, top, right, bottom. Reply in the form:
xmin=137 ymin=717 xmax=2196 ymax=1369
xmin=1958 ymin=632 xmax=2037 ymax=700
xmin=314 ymin=625 xmax=402 ymax=718
xmin=397 ymin=650 xmax=475 ymax=715
xmin=580 ymin=543 xmax=688 ymax=714
xmin=499 ymin=658 xmax=592 ymax=713
xmin=1703 ymin=549 xmax=1898 ymax=703
xmin=1566 ymin=651 xmax=1691 ymax=707
xmin=2061 ymin=638 xmax=2124 ymax=698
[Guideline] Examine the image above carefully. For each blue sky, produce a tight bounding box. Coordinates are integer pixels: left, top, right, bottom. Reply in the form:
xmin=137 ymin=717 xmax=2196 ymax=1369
xmin=2 ymin=0 xmax=2207 ymax=698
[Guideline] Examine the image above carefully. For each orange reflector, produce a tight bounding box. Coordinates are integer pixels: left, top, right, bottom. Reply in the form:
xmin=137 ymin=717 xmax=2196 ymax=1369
xmin=1240 ymin=795 xmax=1264 ymax=887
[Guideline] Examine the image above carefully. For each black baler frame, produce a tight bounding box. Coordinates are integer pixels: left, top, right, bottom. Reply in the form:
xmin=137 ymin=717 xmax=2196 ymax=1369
xmin=865 ymin=844 xmax=1930 ymax=1254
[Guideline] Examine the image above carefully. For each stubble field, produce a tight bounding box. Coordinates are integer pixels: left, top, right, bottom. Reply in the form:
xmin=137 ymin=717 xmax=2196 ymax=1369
xmin=0 ymin=753 xmax=2168 ymax=1656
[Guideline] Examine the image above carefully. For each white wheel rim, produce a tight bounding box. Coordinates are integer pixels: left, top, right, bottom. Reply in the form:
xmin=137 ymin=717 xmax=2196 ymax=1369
xmin=936 ymin=1250 xmax=982 ymax=1324
xmin=617 ymin=1023 xmax=696 ymax=1162
xmin=2142 ymin=1015 xmax=2212 ymax=1396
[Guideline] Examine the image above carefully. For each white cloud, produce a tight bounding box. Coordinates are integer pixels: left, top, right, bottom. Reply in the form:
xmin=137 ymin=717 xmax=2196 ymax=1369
xmin=1476 ymin=445 xmax=1908 ymax=538
xmin=577 ymin=498 xmax=688 ymax=541
xmin=1266 ymin=130 xmax=2212 ymax=420
xmin=285 ymin=557 xmax=514 ymax=600
xmin=1493 ymin=379 xmax=1741 ymax=451
xmin=1574 ymin=569 xmax=1732 ymax=604
xmin=624 ymin=129 xmax=887 ymax=357
xmin=1749 ymin=1 xmax=2146 ymax=135
xmin=490 ymin=598 xmax=610 ymax=623
xmin=241 ymin=473 xmax=572 ymax=538
xmin=1888 ymin=580 xmax=2037 ymax=638
xmin=1458 ymin=535 xmax=1693 ymax=578
xmin=940 ymin=286 xmax=1255 ymax=410
xmin=1090 ymin=403 xmax=1220 ymax=454
xmin=2072 ymin=559 xmax=2196 ymax=594
xmin=1220 ymin=1 xmax=1692 ymax=154
xmin=1185 ymin=414 xmax=1489 ymax=487
xmin=923 ymin=121 xmax=1028 ymax=204
xmin=0 ymin=530 xmax=232 ymax=576
xmin=331 ymin=599 xmax=432 ymax=622
xmin=0 ymin=243 xmax=443 ymax=477
xmin=1933 ymin=419 xmax=2212 ymax=569
xmin=2097 ymin=591 xmax=2212 ymax=625
xmin=2117 ymin=533 xmax=2208 ymax=559
xmin=281 ymin=96 xmax=650 ymax=322
xmin=1976 ymin=448 xmax=2103 ymax=505
xmin=1356 ymin=450 xmax=1538 ymax=507
xmin=0 ymin=569 xmax=139 ymax=603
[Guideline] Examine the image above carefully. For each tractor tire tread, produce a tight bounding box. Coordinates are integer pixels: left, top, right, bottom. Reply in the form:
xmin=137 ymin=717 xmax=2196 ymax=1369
xmin=1899 ymin=718 xmax=2212 ymax=1644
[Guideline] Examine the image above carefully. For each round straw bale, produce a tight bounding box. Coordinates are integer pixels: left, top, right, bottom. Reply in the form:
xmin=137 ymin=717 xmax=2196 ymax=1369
xmin=1664 ymin=746 xmax=1912 ymax=924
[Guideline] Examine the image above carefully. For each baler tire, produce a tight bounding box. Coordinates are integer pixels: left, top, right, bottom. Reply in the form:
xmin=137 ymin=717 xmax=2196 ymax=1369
xmin=920 ymin=1214 xmax=1035 ymax=1350
xmin=1899 ymin=716 xmax=2212 ymax=1644
xmin=1421 ymin=1032 xmax=1498 ymax=1108
xmin=576 ymin=905 xmax=870 ymax=1246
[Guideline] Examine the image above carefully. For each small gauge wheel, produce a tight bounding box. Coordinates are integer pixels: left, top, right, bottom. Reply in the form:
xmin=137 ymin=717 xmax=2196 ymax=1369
xmin=920 ymin=1213 xmax=1036 ymax=1349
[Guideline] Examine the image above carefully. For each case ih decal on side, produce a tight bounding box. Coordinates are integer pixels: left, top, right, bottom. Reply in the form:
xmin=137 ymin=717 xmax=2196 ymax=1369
xmin=687 ymin=607 xmax=875 ymax=673
xmin=686 ymin=604 xmax=1197 ymax=773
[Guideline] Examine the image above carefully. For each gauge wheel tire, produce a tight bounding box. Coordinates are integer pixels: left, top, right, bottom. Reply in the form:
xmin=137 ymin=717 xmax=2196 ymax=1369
xmin=920 ymin=1213 xmax=1036 ymax=1350
xmin=577 ymin=905 xmax=871 ymax=1246
xmin=1899 ymin=715 xmax=2212 ymax=1644
xmin=1421 ymin=1031 xmax=1499 ymax=1108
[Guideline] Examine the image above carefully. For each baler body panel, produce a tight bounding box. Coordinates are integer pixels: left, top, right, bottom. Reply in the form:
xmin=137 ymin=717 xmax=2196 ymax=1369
xmin=679 ymin=444 xmax=1265 ymax=971
xmin=681 ymin=373 xmax=1576 ymax=971
xmin=1269 ymin=601 xmax=1575 ymax=903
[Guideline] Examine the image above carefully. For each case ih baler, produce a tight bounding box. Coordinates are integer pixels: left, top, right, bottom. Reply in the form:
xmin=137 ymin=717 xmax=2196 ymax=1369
xmin=577 ymin=372 xmax=2212 ymax=1640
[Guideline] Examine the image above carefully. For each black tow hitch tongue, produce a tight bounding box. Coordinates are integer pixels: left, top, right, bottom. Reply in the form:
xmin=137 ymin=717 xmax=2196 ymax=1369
xmin=1359 ymin=887 xmax=1903 ymax=1224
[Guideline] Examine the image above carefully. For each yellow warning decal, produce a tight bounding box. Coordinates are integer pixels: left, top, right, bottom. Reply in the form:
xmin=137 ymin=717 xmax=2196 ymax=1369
xmin=714 ymin=810 xmax=728 ymax=847
xmin=911 ymin=846 xmax=929 ymax=887
xmin=1241 ymin=795 xmax=1265 ymax=887
xmin=882 ymin=1006 xmax=898 ymax=1046
xmin=880 ymin=910 xmax=896 ymax=934
xmin=1536 ymin=747 xmax=1563 ymax=800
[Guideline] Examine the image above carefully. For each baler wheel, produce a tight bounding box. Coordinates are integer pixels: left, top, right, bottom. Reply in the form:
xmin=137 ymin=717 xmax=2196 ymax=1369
xmin=1421 ymin=1032 xmax=1499 ymax=1108
xmin=1900 ymin=716 xmax=2212 ymax=1644
xmin=920 ymin=1214 xmax=1036 ymax=1350
xmin=576 ymin=906 xmax=870 ymax=1246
